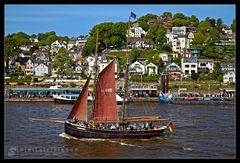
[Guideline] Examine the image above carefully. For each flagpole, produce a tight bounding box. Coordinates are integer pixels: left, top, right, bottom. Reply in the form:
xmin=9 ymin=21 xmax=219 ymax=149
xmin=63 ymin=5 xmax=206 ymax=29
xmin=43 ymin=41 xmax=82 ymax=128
xmin=121 ymin=15 xmax=131 ymax=124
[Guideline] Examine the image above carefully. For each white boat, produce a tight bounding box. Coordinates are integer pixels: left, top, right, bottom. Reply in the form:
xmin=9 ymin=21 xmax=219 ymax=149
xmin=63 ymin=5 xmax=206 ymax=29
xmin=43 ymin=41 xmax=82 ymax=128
xmin=53 ymin=92 xmax=125 ymax=105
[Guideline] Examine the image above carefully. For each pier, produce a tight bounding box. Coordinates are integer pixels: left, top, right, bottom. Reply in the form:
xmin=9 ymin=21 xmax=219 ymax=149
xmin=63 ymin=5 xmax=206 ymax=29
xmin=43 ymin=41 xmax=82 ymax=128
xmin=5 ymin=97 xmax=54 ymax=102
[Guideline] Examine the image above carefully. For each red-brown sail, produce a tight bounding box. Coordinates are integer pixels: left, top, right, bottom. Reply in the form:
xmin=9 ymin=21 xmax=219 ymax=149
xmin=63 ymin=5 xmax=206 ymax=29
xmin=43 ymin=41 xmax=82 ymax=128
xmin=92 ymin=60 xmax=118 ymax=122
xmin=67 ymin=75 xmax=91 ymax=121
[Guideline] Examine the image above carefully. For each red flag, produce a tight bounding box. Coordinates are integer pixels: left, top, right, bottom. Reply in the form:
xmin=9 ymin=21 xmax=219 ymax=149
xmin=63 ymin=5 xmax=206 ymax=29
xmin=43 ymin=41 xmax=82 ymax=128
xmin=167 ymin=122 xmax=174 ymax=133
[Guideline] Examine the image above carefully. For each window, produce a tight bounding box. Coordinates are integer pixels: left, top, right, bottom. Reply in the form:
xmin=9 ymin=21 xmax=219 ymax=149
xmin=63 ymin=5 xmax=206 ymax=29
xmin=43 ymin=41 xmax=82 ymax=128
xmin=191 ymin=65 xmax=196 ymax=68
xmin=185 ymin=70 xmax=189 ymax=74
xmin=185 ymin=64 xmax=189 ymax=68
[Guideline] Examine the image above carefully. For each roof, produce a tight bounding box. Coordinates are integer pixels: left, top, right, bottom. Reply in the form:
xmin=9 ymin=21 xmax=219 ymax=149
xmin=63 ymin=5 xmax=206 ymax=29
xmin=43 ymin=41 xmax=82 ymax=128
xmin=16 ymin=57 xmax=30 ymax=65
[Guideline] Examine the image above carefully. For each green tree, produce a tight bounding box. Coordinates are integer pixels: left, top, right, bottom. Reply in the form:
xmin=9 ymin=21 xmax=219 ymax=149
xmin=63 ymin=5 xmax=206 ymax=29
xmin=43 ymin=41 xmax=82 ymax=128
xmin=231 ymin=19 xmax=236 ymax=33
xmin=216 ymin=18 xmax=223 ymax=26
xmin=162 ymin=12 xmax=172 ymax=17
xmin=129 ymin=48 xmax=141 ymax=63
xmin=172 ymin=13 xmax=191 ymax=27
xmin=4 ymin=35 xmax=21 ymax=73
xmin=146 ymin=24 xmax=167 ymax=47
xmin=189 ymin=15 xmax=199 ymax=27
xmin=190 ymin=32 xmax=206 ymax=47
xmin=45 ymin=35 xmax=58 ymax=46
xmin=53 ymin=47 xmax=73 ymax=75
xmin=82 ymin=22 xmax=127 ymax=56
xmin=173 ymin=57 xmax=181 ymax=67
xmin=82 ymin=36 xmax=97 ymax=57
xmin=137 ymin=13 xmax=158 ymax=31
xmin=173 ymin=13 xmax=185 ymax=19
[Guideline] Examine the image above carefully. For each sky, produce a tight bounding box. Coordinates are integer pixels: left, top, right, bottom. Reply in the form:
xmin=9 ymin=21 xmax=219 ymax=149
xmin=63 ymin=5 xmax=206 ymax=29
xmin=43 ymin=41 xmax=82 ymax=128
xmin=4 ymin=4 xmax=236 ymax=37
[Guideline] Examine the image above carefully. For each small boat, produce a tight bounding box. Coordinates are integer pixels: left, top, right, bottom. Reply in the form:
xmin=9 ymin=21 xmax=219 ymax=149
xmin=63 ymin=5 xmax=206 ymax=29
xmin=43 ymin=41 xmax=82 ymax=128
xmin=159 ymin=96 xmax=235 ymax=105
xmin=53 ymin=92 xmax=124 ymax=105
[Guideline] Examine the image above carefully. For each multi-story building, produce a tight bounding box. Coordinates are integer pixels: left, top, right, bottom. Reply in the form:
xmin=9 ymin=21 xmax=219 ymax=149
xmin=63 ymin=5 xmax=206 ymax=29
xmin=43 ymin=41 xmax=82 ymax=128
xmin=166 ymin=26 xmax=194 ymax=54
xmin=221 ymin=63 xmax=235 ymax=83
xmin=181 ymin=48 xmax=202 ymax=76
xmin=127 ymin=23 xmax=147 ymax=38
xmin=166 ymin=62 xmax=182 ymax=80
xmin=198 ymin=59 xmax=214 ymax=73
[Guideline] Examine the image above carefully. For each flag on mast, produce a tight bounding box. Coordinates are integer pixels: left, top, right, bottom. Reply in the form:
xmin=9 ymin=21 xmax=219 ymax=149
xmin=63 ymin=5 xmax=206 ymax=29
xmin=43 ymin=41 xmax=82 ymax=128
xmin=167 ymin=122 xmax=174 ymax=133
xmin=130 ymin=12 xmax=136 ymax=19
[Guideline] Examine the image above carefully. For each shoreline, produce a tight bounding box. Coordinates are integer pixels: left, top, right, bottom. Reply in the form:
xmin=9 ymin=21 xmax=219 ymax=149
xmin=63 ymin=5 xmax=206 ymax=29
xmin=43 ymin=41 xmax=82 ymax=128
xmin=4 ymin=97 xmax=160 ymax=102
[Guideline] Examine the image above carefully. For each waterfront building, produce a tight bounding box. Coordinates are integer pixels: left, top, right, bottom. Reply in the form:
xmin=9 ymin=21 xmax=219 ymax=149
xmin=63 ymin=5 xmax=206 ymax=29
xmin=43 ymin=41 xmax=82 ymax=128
xmin=166 ymin=62 xmax=182 ymax=80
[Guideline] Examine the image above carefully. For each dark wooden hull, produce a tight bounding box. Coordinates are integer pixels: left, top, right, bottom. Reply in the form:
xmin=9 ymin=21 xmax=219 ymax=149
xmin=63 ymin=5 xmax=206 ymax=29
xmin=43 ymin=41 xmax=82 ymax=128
xmin=65 ymin=122 xmax=166 ymax=138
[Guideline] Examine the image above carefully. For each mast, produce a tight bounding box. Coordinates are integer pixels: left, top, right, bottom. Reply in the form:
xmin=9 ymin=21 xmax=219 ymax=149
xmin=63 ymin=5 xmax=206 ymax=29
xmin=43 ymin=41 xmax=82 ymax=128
xmin=121 ymin=15 xmax=131 ymax=124
xmin=91 ymin=29 xmax=99 ymax=119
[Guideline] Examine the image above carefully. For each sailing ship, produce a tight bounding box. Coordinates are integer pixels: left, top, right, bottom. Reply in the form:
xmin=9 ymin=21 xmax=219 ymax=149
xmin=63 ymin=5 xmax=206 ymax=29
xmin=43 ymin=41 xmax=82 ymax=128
xmin=65 ymin=60 xmax=173 ymax=138
xmin=64 ymin=13 xmax=173 ymax=138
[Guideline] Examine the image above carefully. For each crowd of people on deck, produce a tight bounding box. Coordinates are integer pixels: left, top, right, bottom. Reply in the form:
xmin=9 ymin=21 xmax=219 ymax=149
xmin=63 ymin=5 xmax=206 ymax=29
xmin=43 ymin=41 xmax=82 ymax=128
xmin=69 ymin=117 xmax=154 ymax=131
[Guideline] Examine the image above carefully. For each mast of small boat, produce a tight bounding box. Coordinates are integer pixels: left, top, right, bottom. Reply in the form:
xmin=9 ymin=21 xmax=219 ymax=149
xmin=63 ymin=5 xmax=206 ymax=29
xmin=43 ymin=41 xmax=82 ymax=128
xmin=121 ymin=15 xmax=131 ymax=124
xmin=91 ymin=29 xmax=99 ymax=117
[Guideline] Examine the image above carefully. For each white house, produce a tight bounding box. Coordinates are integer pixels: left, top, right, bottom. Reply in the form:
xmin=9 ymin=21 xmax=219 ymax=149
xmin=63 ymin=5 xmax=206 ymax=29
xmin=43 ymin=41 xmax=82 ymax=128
xmin=51 ymin=40 xmax=67 ymax=53
xmin=181 ymin=58 xmax=198 ymax=76
xmin=68 ymin=38 xmax=77 ymax=50
xmin=146 ymin=63 xmax=158 ymax=75
xmin=221 ymin=63 xmax=235 ymax=83
xmin=19 ymin=45 xmax=33 ymax=51
xmin=76 ymin=36 xmax=88 ymax=48
xmin=34 ymin=63 xmax=51 ymax=76
xmin=166 ymin=26 xmax=194 ymax=53
xmin=223 ymin=71 xmax=235 ymax=83
xmin=159 ymin=52 xmax=170 ymax=65
xmin=129 ymin=61 xmax=145 ymax=74
xmin=198 ymin=59 xmax=214 ymax=73
xmin=74 ymin=64 xmax=82 ymax=74
xmin=172 ymin=26 xmax=187 ymax=35
xmin=86 ymin=55 xmax=118 ymax=78
xmin=25 ymin=59 xmax=35 ymax=75
xmin=127 ymin=23 xmax=147 ymax=38
xmin=166 ymin=62 xmax=182 ymax=80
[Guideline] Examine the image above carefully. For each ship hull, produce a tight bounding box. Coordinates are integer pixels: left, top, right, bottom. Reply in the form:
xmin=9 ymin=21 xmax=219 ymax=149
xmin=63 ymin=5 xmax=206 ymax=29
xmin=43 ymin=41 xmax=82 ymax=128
xmin=55 ymin=99 xmax=124 ymax=105
xmin=159 ymin=96 xmax=235 ymax=105
xmin=65 ymin=122 xmax=166 ymax=138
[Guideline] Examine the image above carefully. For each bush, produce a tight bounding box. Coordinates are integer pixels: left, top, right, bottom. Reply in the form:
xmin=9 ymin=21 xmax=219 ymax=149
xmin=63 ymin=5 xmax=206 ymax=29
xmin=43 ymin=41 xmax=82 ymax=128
xmin=17 ymin=81 xmax=25 ymax=85
xmin=33 ymin=78 xmax=38 ymax=82
xmin=69 ymin=82 xmax=77 ymax=87
xmin=25 ymin=75 xmax=32 ymax=80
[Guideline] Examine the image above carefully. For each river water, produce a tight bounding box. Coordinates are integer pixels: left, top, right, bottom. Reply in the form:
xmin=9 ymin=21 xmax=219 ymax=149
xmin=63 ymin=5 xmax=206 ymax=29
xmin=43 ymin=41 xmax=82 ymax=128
xmin=4 ymin=102 xmax=236 ymax=159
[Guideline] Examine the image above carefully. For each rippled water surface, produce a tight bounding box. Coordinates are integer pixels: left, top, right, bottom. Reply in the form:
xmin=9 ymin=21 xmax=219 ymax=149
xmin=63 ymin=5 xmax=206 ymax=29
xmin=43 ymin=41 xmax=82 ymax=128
xmin=4 ymin=102 xmax=236 ymax=159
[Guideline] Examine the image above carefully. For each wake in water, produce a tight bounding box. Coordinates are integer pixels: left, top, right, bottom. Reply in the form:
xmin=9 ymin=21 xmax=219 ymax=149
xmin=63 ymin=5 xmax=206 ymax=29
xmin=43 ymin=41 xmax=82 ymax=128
xmin=183 ymin=147 xmax=193 ymax=151
xmin=59 ymin=132 xmax=139 ymax=147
